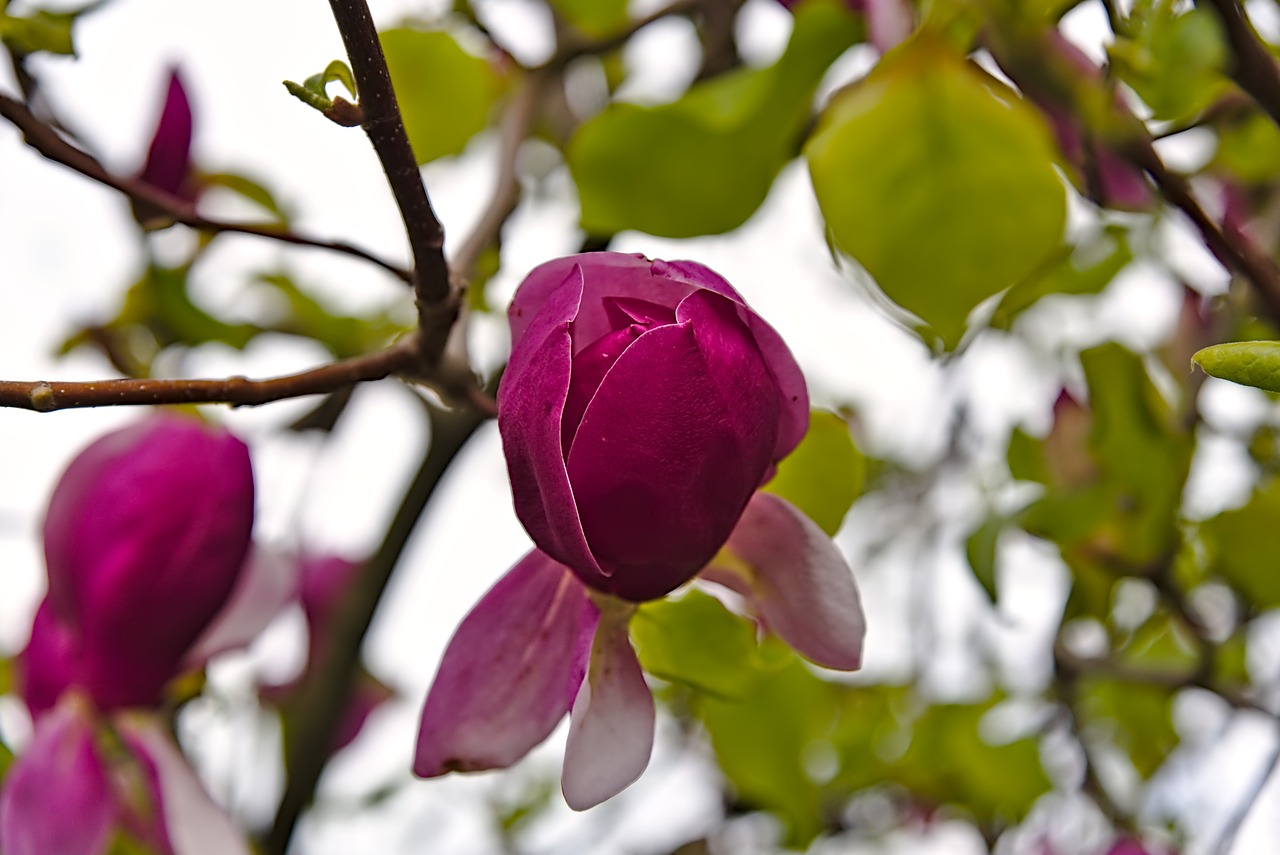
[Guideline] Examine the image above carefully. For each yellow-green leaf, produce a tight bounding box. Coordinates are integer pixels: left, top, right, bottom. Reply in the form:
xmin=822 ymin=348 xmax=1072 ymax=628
xmin=806 ymin=34 xmax=1066 ymax=348
xmin=1193 ymin=341 xmax=1280 ymax=394
xmin=763 ymin=410 xmax=865 ymax=536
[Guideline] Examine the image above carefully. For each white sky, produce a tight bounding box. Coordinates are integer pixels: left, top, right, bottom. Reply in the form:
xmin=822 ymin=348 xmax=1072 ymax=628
xmin=1 ymin=0 xmax=1277 ymax=853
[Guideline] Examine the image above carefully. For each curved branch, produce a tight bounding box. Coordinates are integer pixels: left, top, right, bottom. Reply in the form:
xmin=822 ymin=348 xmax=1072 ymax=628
xmin=0 ymin=94 xmax=412 ymax=283
xmin=0 ymin=339 xmax=418 ymax=412
xmin=1196 ymin=0 xmax=1280 ymax=129
xmin=264 ymin=401 xmax=487 ymax=855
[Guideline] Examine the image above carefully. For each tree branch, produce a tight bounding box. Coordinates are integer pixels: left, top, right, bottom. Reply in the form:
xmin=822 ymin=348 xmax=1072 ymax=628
xmin=1196 ymin=0 xmax=1280 ymax=129
xmin=0 ymin=94 xmax=412 ymax=283
xmin=450 ymin=70 xmax=551 ymax=282
xmin=1131 ymin=140 xmax=1280 ymax=325
xmin=0 ymin=338 xmax=418 ymax=412
xmin=264 ymin=401 xmax=487 ymax=855
xmin=325 ymin=0 xmax=453 ymax=332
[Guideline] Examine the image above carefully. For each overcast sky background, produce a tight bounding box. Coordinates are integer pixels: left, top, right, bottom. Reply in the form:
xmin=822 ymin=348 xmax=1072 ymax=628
xmin=3 ymin=0 xmax=1278 ymax=852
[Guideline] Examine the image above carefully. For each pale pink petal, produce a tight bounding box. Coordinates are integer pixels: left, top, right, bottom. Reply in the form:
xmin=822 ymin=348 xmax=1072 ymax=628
xmin=185 ymin=546 xmax=300 ymax=667
xmin=561 ymin=606 xmax=654 ymax=810
xmin=115 ymin=714 xmax=251 ymax=855
xmin=715 ymin=492 xmax=865 ymax=670
xmin=0 ymin=697 xmax=115 ymax=855
xmin=414 ymin=550 xmax=592 ymax=776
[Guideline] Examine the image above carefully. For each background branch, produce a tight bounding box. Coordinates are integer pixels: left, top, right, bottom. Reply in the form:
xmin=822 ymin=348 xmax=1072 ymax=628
xmin=264 ymin=401 xmax=487 ymax=855
xmin=0 ymin=94 xmax=412 ymax=282
xmin=1197 ymin=0 xmax=1280 ymax=129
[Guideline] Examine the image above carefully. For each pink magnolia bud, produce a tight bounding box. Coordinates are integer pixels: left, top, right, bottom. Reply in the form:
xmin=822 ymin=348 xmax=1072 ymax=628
xmin=498 ymin=252 xmax=809 ymax=602
xmin=35 ymin=414 xmax=254 ymax=711
xmin=139 ymin=68 xmax=194 ymax=201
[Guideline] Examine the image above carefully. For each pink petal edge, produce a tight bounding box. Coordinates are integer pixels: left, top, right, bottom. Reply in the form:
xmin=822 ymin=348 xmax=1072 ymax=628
xmin=115 ymin=714 xmax=251 ymax=855
xmin=561 ymin=603 xmax=655 ymax=810
xmin=713 ymin=492 xmax=865 ymax=671
xmin=414 ymin=550 xmax=591 ymax=777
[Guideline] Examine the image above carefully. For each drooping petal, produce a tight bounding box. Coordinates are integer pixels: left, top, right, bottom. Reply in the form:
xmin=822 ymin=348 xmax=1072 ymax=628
xmin=19 ymin=599 xmax=80 ymax=720
xmin=185 ymin=546 xmax=300 ymax=668
xmin=498 ymin=266 xmax=604 ymax=576
xmin=414 ymin=550 xmax=592 ymax=777
xmin=561 ymin=604 xmax=654 ymax=811
xmin=510 ymin=254 xmax=698 ymax=355
xmin=115 ymin=714 xmax=251 ymax=855
xmin=0 ymin=697 xmax=116 ymax=855
xmin=43 ymin=415 xmax=254 ymax=710
xmin=714 ymin=492 xmax=864 ymax=670
xmin=566 ymin=299 xmax=777 ymax=600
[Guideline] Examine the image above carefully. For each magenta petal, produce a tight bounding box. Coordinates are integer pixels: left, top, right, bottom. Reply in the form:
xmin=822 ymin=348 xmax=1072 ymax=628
xmin=414 ymin=550 xmax=592 ymax=776
xmin=565 ymin=296 xmax=777 ymax=600
xmin=718 ymin=492 xmax=865 ymax=670
xmin=186 ymin=546 xmax=299 ymax=668
xmin=0 ymin=698 xmax=116 ymax=855
xmin=510 ymin=254 xmax=699 ymax=354
xmin=561 ymin=607 xmax=654 ymax=810
xmin=139 ymin=68 xmax=194 ymax=200
xmin=19 ymin=600 xmax=80 ymax=720
xmin=43 ymin=415 xmax=254 ymax=710
xmin=498 ymin=267 xmax=604 ymax=576
xmin=116 ymin=714 xmax=251 ymax=855
xmin=656 ymin=260 xmax=808 ymax=459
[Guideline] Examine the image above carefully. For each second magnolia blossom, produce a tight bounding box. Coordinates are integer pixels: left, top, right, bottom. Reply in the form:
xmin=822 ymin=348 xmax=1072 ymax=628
xmin=415 ymin=252 xmax=865 ymax=808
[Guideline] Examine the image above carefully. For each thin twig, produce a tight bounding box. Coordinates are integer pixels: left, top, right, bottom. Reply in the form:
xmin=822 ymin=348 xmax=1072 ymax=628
xmin=1130 ymin=140 xmax=1280 ymax=326
xmin=0 ymin=94 xmax=412 ymax=283
xmin=1215 ymin=737 xmax=1280 ymax=855
xmin=0 ymin=338 xmax=417 ymax=412
xmin=325 ymin=0 xmax=452 ymax=323
xmin=538 ymin=0 xmax=710 ymax=72
xmin=1196 ymin=0 xmax=1280 ymax=130
xmin=264 ymin=401 xmax=487 ymax=855
xmin=451 ymin=70 xmax=551 ymax=282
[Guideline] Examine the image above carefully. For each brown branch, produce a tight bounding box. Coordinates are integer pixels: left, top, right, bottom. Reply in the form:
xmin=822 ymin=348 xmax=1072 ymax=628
xmin=539 ymin=0 xmax=711 ymax=72
xmin=325 ymin=0 xmax=452 ymax=328
xmin=264 ymin=401 xmax=487 ymax=855
xmin=1196 ymin=0 xmax=1280 ymax=129
xmin=1131 ymin=140 xmax=1280 ymax=325
xmin=0 ymin=94 xmax=412 ymax=283
xmin=0 ymin=338 xmax=417 ymax=412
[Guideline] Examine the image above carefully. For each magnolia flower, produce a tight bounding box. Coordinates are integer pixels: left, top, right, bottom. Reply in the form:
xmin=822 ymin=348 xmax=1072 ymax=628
xmin=415 ymin=253 xmax=865 ymax=808
xmin=3 ymin=414 xmax=256 ymax=855
xmin=28 ymin=414 xmax=254 ymax=714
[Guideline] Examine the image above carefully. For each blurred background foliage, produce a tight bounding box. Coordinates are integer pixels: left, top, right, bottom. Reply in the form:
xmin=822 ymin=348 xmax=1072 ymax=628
xmin=10 ymin=0 xmax=1280 ymax=853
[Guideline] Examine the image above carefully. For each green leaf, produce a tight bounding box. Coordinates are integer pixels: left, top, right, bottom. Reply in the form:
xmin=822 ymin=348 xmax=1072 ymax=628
xmin=199 ymin=172 xmax=290 ymax=223
xmin=1079 ymin=677 xmax=1177 ymax=778
xmin=1109 ymin=1 xmax=1227 ymax=123
xmin=0 ymin=5 xmax=81 ymax=55
xmin=763 ymin=410 xmax=865 ymax=536
xmin=1200 ymin=478 xmax=1280 ymax=607
xmin=698 ymin=661 xmax=842 ymax=847
xmin=965 ymin=515 xmax=1004 ymax=602
xmin=252 ymin=272 xmax=408 ymax=359
xmin=568 ymin=0 xmax=858 ymax=238
xmin=0 ymin=656 xmax=10 ymax=696
xmin=120 ymin=265 xmax=260 ymax=353
xmin=0 ymin=736 xmax=11 ymax=781
xmin=893 ymin=700 xmax=1051 ymax=824
xmin=381 ymin=28 xmax=502 ymax=164
xmin=1214 ymin=112 xmax=1280 ymax=183
xmin=990 ymin=226 xmax=1133 ymax=329
xmin=806 ymin=34 xmax=1066 ymax=348
xmin=632 ymin=589 xmax=792 ymax=700
xmin=1193 ymin=341 xmax=1280 ymax=394
xmin=548 ymin=0 xmax=629 ymax=38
